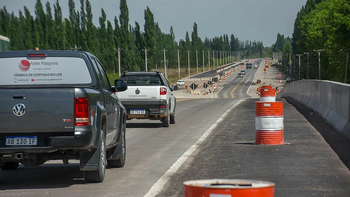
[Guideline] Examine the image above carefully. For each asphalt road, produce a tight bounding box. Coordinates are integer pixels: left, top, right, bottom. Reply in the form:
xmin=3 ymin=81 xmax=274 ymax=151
xmin=0 ymin=71 xmax=252 ymax=197
xmin=1 ymin=64 xmax=350 ymax=197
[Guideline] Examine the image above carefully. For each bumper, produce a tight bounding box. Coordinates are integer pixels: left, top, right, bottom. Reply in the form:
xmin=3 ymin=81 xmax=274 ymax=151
xmin=0 ymin=127 xmax=94 ymax=154
xmin=121 ymin=99 xmax=168 ymax=118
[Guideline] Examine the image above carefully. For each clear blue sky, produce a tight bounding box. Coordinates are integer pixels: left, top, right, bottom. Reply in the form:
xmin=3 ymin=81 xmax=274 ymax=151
xmin=1 ymin=0 xmax=307 ymax=47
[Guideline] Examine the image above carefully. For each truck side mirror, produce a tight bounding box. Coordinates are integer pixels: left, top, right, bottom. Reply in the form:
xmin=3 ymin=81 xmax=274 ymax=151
xmin=115 ymin=79 xmax=128 ymax=92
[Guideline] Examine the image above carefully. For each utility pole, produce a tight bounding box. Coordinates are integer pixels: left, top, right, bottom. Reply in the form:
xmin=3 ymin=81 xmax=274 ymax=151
xmin=213 ymin=51 xmax=215 ymax=68
xmin=220 ymin=51 xmax=222 ymax=66
xmin=142 ymin=48 xmax=149 ymax=71
xmin=162 ymin=49 xmax=167 ymax=79
xmin=177 ymin=49 xmax=180 ymax=79
xmin=288 ymin=53 xmax=292 ymax=74
xmin=341 ymin=49 xmax=349 ymax=83
xmin=217 ymin=51 xmax=219 ymax=67
xmin=296 ymin=54 xmax=303 ymax=80
xmin=304 ymin=52 xmax=309 ymax=79
xmin=346 ymin=50 xmax=349 ymax=83
xmin=208 ymin=51 xmax=210 ymax=70
xmin=114 ymin=48 xmax=123 ymax=77
xmin=314 ymin=49 xmax=325 ymax=80
xmin=196 ymin=50 xmax=198 ymax=73
xmin=202 ymin=50 xmax=205 ymax=72
xmin=70 ymin=44 xmax=81 ymax=51
xmin=188 ymin=50 xmax=190 ymax=77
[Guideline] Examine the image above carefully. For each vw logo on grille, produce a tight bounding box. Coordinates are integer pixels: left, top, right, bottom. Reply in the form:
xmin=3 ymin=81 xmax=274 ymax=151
xmin=135 ymin=88 xmax=140 ymax=95
xmin=13 ymin=103 xmax=26 ymax=116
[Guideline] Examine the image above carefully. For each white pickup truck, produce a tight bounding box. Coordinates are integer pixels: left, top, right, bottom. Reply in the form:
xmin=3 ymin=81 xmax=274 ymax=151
xmin=116 ymin=71 xmax=176 ymax=127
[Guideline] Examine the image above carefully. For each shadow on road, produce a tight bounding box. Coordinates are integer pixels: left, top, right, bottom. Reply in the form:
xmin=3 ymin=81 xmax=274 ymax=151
xmin=0 ymin=163 xmax=86 ymax=189
xmin=126 ymin=122 xmax=163 ymax=128
xmin=284 ymin=96 xmax=350 ymax=170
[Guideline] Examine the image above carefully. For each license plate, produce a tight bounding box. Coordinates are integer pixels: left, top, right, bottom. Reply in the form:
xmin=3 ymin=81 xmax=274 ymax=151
xmin=130 ymin=109 xmax=146 ymax=114
xmin=6 ymin=136 xmax=37 ymax=146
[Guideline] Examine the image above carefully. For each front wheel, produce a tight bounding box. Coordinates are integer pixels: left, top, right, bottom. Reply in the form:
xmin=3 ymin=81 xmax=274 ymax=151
xmin=84 ymin=130 xmax=106 ymax=183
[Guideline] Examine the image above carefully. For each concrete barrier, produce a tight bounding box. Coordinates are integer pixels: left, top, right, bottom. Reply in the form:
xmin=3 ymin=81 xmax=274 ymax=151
xmin=278 ymin=80 xmax=350 ymax=140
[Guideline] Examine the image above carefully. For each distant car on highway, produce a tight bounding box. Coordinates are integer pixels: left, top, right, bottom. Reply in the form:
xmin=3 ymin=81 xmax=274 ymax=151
xmin=254 ymin=64 xmax=258 ymax=69
xmin=246 ymin=62 xmax=252 ymax=69
xmin=176 ymin=80 xmax=185 ymax=86
xmin=240 ymin=70 xmax=246 ymax=75
xmin=286 ymin=77 xmax=292 ymax=82
xmin=237 ymin=73 xmax=244 ymax=78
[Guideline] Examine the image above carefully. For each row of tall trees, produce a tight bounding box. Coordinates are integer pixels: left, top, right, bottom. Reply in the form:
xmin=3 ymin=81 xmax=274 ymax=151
xmin=0 ymin=0 xmax=266 ymax=75
xmin=291 ymin=0 xmax=350 ymax=82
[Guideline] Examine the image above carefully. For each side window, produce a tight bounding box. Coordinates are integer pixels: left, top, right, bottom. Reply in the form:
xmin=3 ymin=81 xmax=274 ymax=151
xmin=161 ymin=74 xmax=170 ymax=88
xmin=91 ymin=58 xmax=104 ymax=87
xmin=94 ymin=59 xmax=111 ymax=90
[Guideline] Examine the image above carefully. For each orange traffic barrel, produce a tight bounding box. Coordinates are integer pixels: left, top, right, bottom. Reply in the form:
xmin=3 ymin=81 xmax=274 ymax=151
xmin=260 ymin=88 xmax=276 ymax=102
xmin=262 ymin=85 xmax=272 ymax=89
xmin=185 ymin=85 xmax=188 ymax=89
xmin=184 ymin=179 xmax=275 ymax=197
xmin=255 ymin=102 xmax=284 ymax=145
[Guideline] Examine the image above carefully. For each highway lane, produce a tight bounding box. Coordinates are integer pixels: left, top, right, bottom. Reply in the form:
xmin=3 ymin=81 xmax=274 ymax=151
xmin=189 ymin=62 xmax=243 ymax=78
xmin=0 ymin=62 xmax=257 ymax=197
xmin=217 ymin=67 xmax=257 ymax=99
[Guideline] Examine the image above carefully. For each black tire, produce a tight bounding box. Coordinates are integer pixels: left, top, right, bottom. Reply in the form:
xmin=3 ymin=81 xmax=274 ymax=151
xmin=161 ymin=110 xmax=170 ymax=127
xmin=107 ymin=119 xmax=126 ymax=168
xmin=0 ymin=162 xmax=19 ymax=170
xmin=84 ymin=130 xmax=106 ymax=183
xmin=170 ymin=109 xmax=175 ymax=124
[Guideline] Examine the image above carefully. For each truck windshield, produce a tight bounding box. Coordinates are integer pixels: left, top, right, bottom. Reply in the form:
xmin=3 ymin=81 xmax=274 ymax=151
xmin=121 ymin=75 xmax=164 ymax=86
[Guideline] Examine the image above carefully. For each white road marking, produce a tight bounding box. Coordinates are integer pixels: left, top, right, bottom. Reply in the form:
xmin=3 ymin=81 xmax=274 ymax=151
xmin=143 ymin=99 xmax=247 ymax=197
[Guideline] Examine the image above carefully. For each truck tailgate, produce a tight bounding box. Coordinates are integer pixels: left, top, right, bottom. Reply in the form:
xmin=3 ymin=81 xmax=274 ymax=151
xmin=0 ymin=88 xmax=75 ymax=134
xmin=116 ymin=86 xmax=160 ymax=102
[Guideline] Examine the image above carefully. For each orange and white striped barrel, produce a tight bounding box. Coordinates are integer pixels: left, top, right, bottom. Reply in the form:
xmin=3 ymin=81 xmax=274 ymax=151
xmin=260 ymin=88 xmax=276 ymax=102
xmin=255 ymin=102 xmax=284 ymax=145
xmin=184 ymin=179 xmax=275 ymax=197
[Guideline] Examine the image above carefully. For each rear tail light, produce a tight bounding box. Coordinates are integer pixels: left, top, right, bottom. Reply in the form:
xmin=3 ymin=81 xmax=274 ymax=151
xmin=28 ymin=54 xmax=46 ymax=57
xmin=160 ymin=105 xmax=166 ymax=109
xmin=160 ymin=87 xmax=167 ymax=95
xmin=75 ymin=97 xmax=90 ymax=126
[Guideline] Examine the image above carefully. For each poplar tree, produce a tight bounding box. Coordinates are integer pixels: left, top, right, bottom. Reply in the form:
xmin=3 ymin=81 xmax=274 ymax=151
xmin=119 ymin=0 xmax=130 ymax=72
xmin=80 ymin=0 xmax=87 ymax=50
xmin=45 ymin=2 xmax=54 ymax=49
xmin=34 ymin=0 xmax=46 ymax=48
xmin=144 ymin=6 xmax=156 ymax=68
xmin=86 ymin=0 xmax=93 ymax=51
xmin=54 ymin=0 xmax=65 ymax=49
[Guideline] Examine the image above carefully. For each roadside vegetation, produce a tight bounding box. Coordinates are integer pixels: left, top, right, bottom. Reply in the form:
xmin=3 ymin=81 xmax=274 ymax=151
xmin=271 ymin=0 xmax=350 ymax=83
xmin=0 ymin=0 xmax=270 ymax=83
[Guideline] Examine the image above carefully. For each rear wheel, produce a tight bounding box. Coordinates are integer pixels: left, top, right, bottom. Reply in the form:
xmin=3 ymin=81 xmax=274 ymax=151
xmin=161 ymin=110 xmax=170 ymax=127
xmin=107 ymin=119 xmax=126 ymax=168
xmin=170 ymin=109 xmax=175 ymax=124
xmin=84 ymin=130 xmax=106 ymax=183
xmin=0 ymin=162 xmax=19 ymax=170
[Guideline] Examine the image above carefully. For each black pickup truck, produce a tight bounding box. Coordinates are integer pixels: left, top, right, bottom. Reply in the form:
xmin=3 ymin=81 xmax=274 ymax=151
xmin=0 ymin=50 xmax=127 ymax=183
